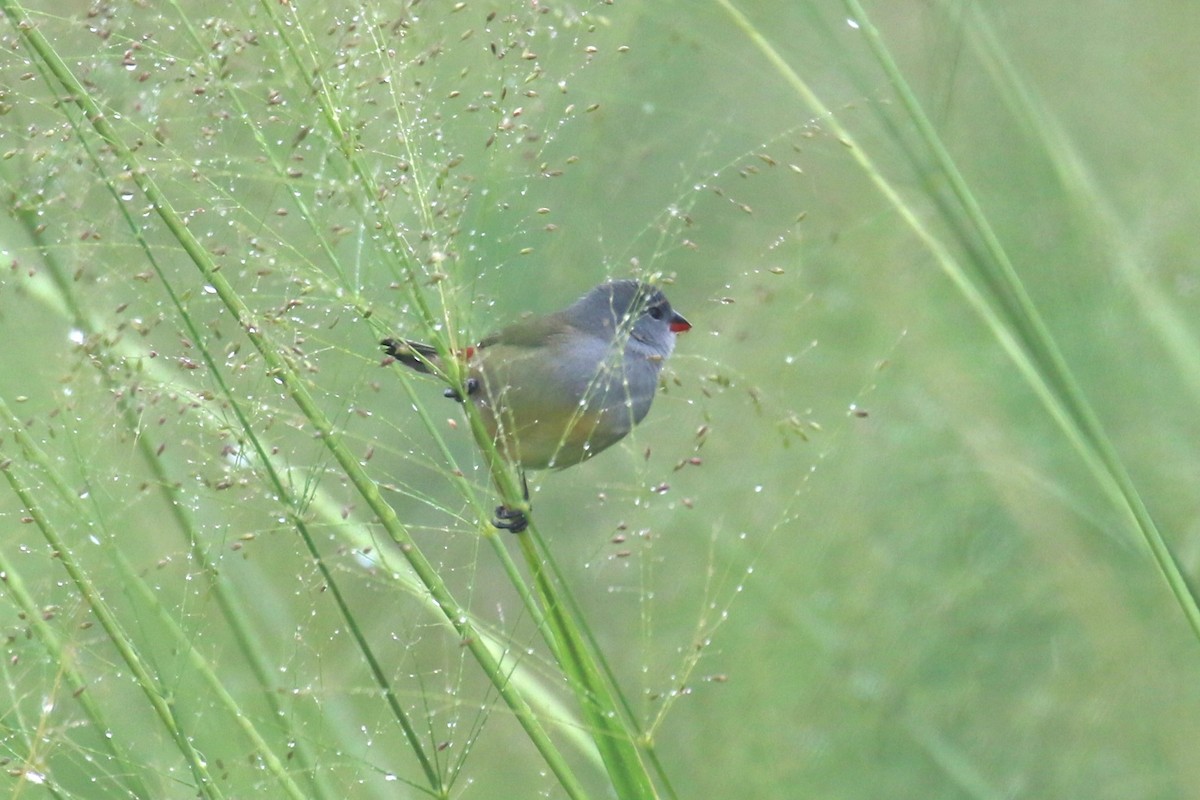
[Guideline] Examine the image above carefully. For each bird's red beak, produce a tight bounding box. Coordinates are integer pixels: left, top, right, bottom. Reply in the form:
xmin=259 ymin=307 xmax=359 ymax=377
xmin=669 ymin=312 xmax=691 ymax=333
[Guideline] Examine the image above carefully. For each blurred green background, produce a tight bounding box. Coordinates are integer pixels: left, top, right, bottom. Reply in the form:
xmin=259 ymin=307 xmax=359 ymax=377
xmin=3 ymin=0 xmax=1200 ymax=797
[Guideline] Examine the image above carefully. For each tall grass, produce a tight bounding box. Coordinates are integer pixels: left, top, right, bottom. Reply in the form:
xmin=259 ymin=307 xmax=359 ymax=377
xmin=2 ymin=1 xmax=1199 ymax=798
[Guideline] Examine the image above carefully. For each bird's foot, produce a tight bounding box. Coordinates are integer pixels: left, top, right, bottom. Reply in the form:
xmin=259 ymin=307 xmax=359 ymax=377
xmin=492 ymin=471 xmax=530 ymax=533
xmin=443 ymin=377 xmax=480 ymax=402
xmin=493 ymin=504 xmax=529 ymax=534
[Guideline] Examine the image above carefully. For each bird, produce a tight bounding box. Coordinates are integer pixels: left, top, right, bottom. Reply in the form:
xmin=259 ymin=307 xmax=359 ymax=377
xmin=381 ymin=279 xmax=691 ymax=532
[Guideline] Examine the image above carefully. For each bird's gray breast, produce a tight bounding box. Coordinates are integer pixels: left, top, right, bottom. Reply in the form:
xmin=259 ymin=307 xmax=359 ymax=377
xmin=585 ymin=339 xmax=663 ymax=424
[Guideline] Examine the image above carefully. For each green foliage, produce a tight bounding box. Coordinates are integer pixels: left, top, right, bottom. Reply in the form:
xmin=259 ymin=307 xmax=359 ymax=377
xmin=2 ymin=1 xmax=1199 ymax=798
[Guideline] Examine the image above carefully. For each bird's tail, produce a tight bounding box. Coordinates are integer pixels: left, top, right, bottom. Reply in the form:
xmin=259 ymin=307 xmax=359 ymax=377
xmin=380 ymin=338 xmax=440 ymax=373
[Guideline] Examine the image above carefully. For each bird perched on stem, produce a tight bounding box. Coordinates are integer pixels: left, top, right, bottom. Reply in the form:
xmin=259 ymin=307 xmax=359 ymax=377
xmin=381 ymin=279 xmax=691 ymax=532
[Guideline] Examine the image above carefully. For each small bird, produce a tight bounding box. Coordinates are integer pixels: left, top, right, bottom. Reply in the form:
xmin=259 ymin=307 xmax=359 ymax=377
xmin=381 ymin=279 xmax=691 ymax=532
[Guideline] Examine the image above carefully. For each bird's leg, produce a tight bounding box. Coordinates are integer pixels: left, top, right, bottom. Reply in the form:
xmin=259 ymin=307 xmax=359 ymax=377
xmin=493 ymin=471 xmax=530 ymax=534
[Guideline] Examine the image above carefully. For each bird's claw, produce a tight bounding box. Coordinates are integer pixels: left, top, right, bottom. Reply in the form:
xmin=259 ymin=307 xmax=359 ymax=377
xmin=443 ymin=377 xmax=480 ymax=403
xmin=493 ymin=504 xmax=529 ymax=534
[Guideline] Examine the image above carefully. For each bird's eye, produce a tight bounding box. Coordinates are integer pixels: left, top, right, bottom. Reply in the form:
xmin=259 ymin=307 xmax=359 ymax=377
xmin=647 ymin=305 xmax=664 ymax=320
